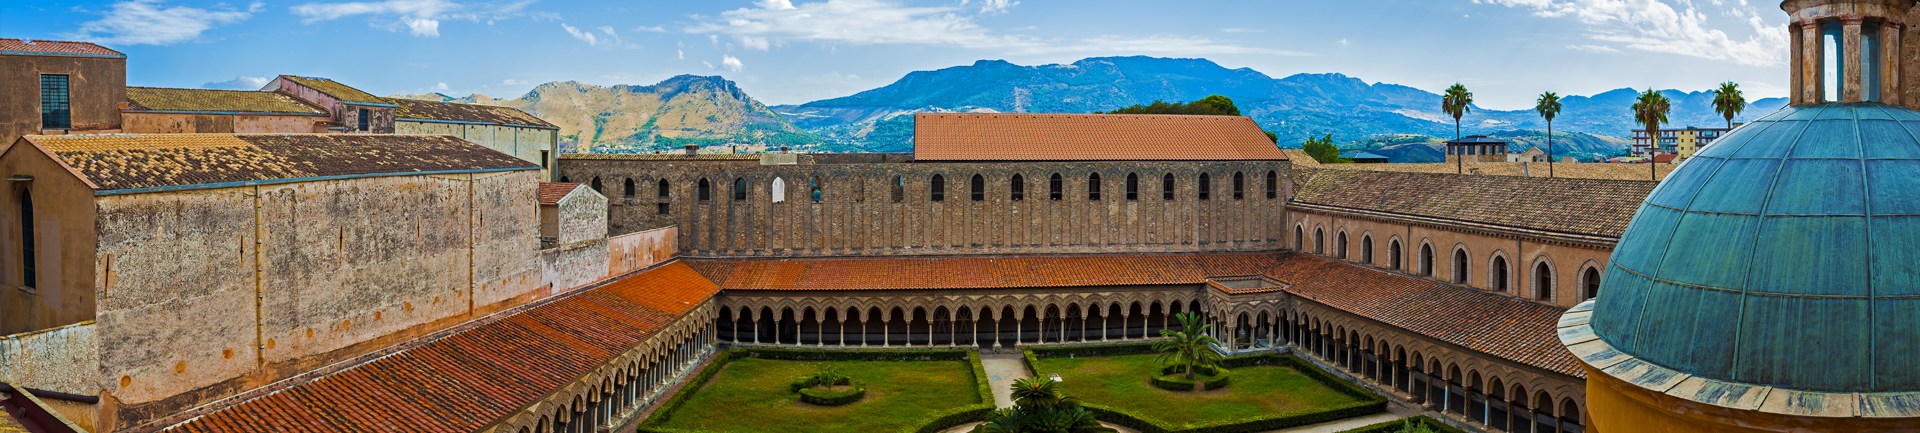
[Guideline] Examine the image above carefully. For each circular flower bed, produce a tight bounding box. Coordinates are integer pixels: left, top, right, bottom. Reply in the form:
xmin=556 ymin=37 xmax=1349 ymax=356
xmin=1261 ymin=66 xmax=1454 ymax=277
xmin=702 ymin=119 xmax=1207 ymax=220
xmin=1150 ymin=365 xmax=1231 ymax=391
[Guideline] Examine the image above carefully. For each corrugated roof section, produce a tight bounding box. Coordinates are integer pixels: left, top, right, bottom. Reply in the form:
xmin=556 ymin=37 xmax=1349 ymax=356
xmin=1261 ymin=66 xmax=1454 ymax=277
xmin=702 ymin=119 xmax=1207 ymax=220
xmin=1291 ymin=168 xmax=1653 ymax=238
xmin=387 ymin=98 xmax=558 ymax=128
xmin=0 ymin=39 xmax=124 ymax=57
xmin=279 ymin=76 xmax=386 ymax=104
xmin=31 ymin=134 xmax=538 ymax=192
xmin=539 ymin=182 xmax=581 ymax=205
xmin=912 ymin=113 xmax=1286 ymax=161
xmin=161 ymin=262 xmax=721 ymax=433
xmin=125 ymin=87 xmax=326 ymax=115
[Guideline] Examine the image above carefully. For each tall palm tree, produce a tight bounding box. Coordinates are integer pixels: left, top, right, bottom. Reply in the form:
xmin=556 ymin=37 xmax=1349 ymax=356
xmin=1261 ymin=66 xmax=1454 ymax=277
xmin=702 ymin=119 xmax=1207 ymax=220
xmin=1713 ymin=81 xmax=1746 ymax=130
xmin=1633 ymin=89 xmax=1672 ymax=181
xmin=1442 ymin=84 xmax=1474 ymax=174
xmin=1154 ymin=312 xmax=1223 ymax=381
xmin=1535 ymin=91 xmax=1562 ymax=178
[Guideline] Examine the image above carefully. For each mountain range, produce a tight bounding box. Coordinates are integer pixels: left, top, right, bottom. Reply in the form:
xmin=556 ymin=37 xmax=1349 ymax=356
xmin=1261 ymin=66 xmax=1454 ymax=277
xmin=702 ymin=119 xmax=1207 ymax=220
xmin=402 ymin=56 xmax=1786 ymax=159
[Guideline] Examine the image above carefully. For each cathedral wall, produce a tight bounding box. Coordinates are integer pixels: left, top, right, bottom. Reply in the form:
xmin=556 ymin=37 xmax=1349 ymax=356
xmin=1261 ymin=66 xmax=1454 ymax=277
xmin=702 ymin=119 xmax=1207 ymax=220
xmin=1287 ymin=207 xmax=1613 ymax=309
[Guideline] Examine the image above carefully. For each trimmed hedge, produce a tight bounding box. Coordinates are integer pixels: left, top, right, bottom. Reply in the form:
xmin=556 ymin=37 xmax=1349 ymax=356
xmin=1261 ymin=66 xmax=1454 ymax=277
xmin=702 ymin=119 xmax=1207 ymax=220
xmin=790 ymin=376 xmax=853 ymax=393
xmin=739 ymin=347 xmax=970 ymax=362
xmin=1150 ymin=374 xmax=1196 ymax=391
xmin=895 ymin=350 xmax=997 ymax=433
xmin=1332 ymin=415 xmax=1469 ymax=433
xmin=637 ymin=351 xmax=734 ymax=433
xmin=1027 ymin=342 xmax=1159 ymax=358
xmin=1151 ymin=365 xmax=1230 ymax=391
xmin=642 ymin=348 xmax=997 ymax=433
xmin=798 ymin=386 xmax=866 ymax=406
xmin=1028 ymin=352 xmax=1390 ymax=433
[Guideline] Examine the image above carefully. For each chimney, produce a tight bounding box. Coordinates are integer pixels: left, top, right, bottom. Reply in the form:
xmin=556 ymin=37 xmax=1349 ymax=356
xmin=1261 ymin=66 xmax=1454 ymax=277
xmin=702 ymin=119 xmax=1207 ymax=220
xmin=781 ymin=146 xmax=789 ymax=153
xmin=684 ymin=144 xmax=698 ymax=156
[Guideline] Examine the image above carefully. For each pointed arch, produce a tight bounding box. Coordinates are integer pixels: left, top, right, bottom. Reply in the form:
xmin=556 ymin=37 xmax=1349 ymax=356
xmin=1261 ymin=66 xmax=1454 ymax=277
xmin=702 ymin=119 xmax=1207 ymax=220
xmin=1010 ymin=174 xmax=1026 ymax=201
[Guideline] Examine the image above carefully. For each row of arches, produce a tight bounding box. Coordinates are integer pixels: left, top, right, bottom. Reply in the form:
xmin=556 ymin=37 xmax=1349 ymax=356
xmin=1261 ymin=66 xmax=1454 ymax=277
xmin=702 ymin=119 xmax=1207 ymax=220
xmin=716 ymin=298 xmax=1208 ymax=348
xmin=1295 ymin=224 xmax=1603 ymax=304
xmin=506 ymin=313 xmax=718 ymax=433
xmin=567 ymin=170 xmax=1282 ymax=206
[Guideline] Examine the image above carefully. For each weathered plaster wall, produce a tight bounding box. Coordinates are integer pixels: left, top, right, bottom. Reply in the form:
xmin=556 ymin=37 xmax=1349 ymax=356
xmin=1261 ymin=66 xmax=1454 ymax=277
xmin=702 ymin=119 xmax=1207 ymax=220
xmin=233 ymin=115 xmax=324 ymax=133
xmin=1286 ymin=207 xmax=1613 ymax=308
xmin=607 ymin=227 xmax=675 ymax=278
xmin=558 ymin=187 xmax=608 ymax=245
xmin=0 ymin=322 xmax=99 ymax=431
xmin=395 ymin=121 xmax=557 ymax=178
xmin=0 ymin=140 xmax=99 ymax=335
xmin=0 ymin=54 xmax=125 ymax=145
xmin=540 ymin=185 xmax=611 ymax=294
xmin=470 ymin=171 xmax=542 ymax=314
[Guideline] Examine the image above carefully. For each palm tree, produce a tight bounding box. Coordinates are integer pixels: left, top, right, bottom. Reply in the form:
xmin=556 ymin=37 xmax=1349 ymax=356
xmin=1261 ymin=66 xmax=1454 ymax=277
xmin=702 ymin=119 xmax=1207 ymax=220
xmin=1153 ymin=312 xmax=1223 ymax=381
xmin=983 ymin=379 xmax=1103 ymax=433
xmin=1009 ymin=377 xmax=1076 ymax=410
xmin=1633 ymin=89 xmax=1672 ymax=181
xmin=1535 ymin=92 xmax=1562 ymax=178
xmin=1442 ymin=84 xmax=1474 ymax=174
xmin=1713 ymin=81 xmax=1746 ymax=130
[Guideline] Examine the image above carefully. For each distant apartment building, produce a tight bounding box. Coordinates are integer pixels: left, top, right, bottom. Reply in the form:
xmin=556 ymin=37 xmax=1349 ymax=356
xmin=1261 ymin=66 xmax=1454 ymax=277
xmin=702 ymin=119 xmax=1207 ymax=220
xmin=1442 ymin=135 xmax=1509 ymax=163
xmin=1631 ymin=126 xmax=1728 ymax=158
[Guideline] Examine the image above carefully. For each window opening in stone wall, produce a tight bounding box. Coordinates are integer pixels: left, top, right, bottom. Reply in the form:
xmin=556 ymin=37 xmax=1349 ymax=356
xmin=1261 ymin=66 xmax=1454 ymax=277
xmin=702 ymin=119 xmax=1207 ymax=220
xmin=1453 ymin=249 xmax=1469 ymax=284
xmin=1199 ymin=173 xmax=1212 ymax=200
xmin=623 ymin=179 xmax=635 ymax=198
xmin=1049 ymin=173 xmax=1063 ymax=200
xmin=1011 ymin=174 xmax=1025 ymax=201
xmin=1390 ymin=240 xmax=1402 ymax=270
xmin=1493 ymin=257 xmax=1509 ymax=292
xmin=1266 ymin=171 xmax=1278 ymax=199
xmin=1584 ymin=267 xmax=1601 ymax=300
xmin=39 ymin=75 xmax=70 ymax=129
xmin=891 ymin=176 xmax=904 ymax=202
xmin=658 ymin=203 xmax=670 ymax=214
xmin=1162 ymin=173 xmax=1175 ymax=200
xmin=359 ymin=108 xmax=370 ymax=131
xmin=1088 ymin=173 xmax=1102 ymax=200
xmin=1824 ymin=21 xmax=1844 ymax=102
xmin=1864 ymin=21 xmax=1884 ymax=101
xmin=733 ymin=178 xmax=748 ymax=201
xmin=658 ymin=179 xmax=671 ymax=198
xmin=931 ymin=174 xmax=946 ymax=202
xmin=1419 ymin=244 xmax=1433 ymax=276
xmin=1314 ymin=228 xmax=1324 ymax=254
xmin=1125 ymin=173 xmax=1139 ymax=200
xmin=1294 ymin=226 xmax=1304 ymax=250
xmin=971 ymin=174 xmax=985 ymax=202
xmin=811 ymin=177 xmax=822 ymax=202
xmin=1536 ymin=262 xmax=1554 ymax=300
xmin=19 ymin=189 xmax=34 ymax=288
xmin=771 ymin=177 xmax=786 ymax=203
xmin=592 ymin=177 xmax=604 ymax=194
xmin=698 ymin=178 xmax=710 ymax=202
xmin=1233 ymin=171 xmax=1245 ymax=200
xmin=1336 ymin=232 xmax=1348 ymax=259
xmin=541 ymin=151 xmax=550 ymax=169
xmin=1361 ymin=235 xmax=1374 ymax=263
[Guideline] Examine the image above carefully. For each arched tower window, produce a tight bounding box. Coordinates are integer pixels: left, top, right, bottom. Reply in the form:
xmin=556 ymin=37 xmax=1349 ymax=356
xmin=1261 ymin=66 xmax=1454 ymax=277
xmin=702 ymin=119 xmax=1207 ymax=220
xmin=591 ymin=177 xmax=603 ymax=193
xmin=1389 ymin=240 xmax=1403 ymax=270
xmin=1198 ymin=173 xmax=1212 ymax=200
xmin=697 ymin=178 xmax=710 ymax=202
xmin=1360 ymin=235 xmax=1374 ymax=264
xmin=1265 ymin=170 xmax=1278 ymax=199
xmin=1453 ymin=249 xmax=1470 ymax=284
xmin=657 ymin=179 xmax=670 ymax=198
xmin=732 ymin=178 xmax=748 ymax=201
xmin=771 ymin=177 xmax=787 ymax=203
xmin=1536 ymin=262 xmax=1555 ymax=301
xmin=1010 ymin=174 xmax=1025 ymax=201
xmin=1584 ymin=267 xmax=1602 ymax=300
xmin=1162 ymin=173 xmax=1175 ymax=200
xmin=657 ymin=179 xmax=672 ymax=214
xmin=1125 ymin=173 xmax=1139 ymax=200
xmin=1232 ymin=171 xmax=1245 ymax=200
xmin=19 ymin=189 xmax=34 ymax=288
xmin=891 ymin=176 xmax=904 ymax=203
xmin=1335 ymin=232 xmax=1348 ymax=259
xmin=931 ymin=174 xmax=946 ymax=202
xmin=810 ymin=177 xmax=822 ymax=202
xmin=1049 ymin=173 xmax=1064 ymax=200
xmin=1493 ymin=256 xmax=1509 ymax=292
xmin=1087 ymin=173 xmax=1102 ymax=200
xmin=623 ymin=179 xmax=635 ymax=198
xmin=970 ymin=174 xmax=985 ymax=202
xmin=1314 ymin=228 xmax=1325 ymax=254
xmin=1294 ymin=226 xmax=1304 ymax=250
xmin=1419 ymin=244 xmax=1434 ymax=276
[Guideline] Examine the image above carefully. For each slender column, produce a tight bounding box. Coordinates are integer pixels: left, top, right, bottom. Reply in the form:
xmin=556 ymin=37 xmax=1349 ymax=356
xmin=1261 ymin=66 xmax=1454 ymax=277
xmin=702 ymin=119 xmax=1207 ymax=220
xmin=950 ymin=318 xmax=957 ymax=347
xmin=753 ymin=315 xmax=761 ymax=344
xmin=838 ymin=316 xmax=847 ymax=347
xmin=1079 ymin=315 xmax=1087 ymax=342
xmin=972 ymin=316 xmax=979 ymax=348
xmin=1886 ymin=21 xmax=1904 ymax=106
xmin=1845 ymin=18 xmax=1864 ymax=103
xmin=1015 ymin=315 xmax=1023 ymax=346
xmin=1102 ymin=316 xmax=1109 ymax=341
xmin=883 ymin=317 xmax=891 ymax=347
xmin=1805 ymin=20 xmax=1825 ymax=102
xmin=1792 ymin=22 xmax=1805 ymax=105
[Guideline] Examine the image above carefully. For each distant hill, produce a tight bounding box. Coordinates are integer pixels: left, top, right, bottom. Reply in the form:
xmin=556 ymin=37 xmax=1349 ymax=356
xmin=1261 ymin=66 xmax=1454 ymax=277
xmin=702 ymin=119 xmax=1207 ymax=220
xmin=394 ymin=75 xmax=834 ymax=154
xmin=775 ymin=56 xmax=1785 ymax=151
xmin=1342 ymin=130 xmax=1631 ymax=163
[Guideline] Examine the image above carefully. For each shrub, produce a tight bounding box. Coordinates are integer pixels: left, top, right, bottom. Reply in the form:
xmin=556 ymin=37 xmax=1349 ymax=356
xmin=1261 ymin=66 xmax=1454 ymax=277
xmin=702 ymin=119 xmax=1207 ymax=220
xmin=798 ymin=385 xmax=866 ymax=406
xmin=1151 ymin=365 xmax=1229 ymax=391
xmin=789 ymin=376 xmax=853 ymax=393
xmin=1332 ymin=416 xmax=1468 ymax=433
xmin=1150 ymin=375 xmax=1196 ymax=391
xmin=1042 ymin=353 xmax=1389 ymax=433
xmin=1028 ymin=342 xmax=1159 ymax=359
xmin=896 ymin=351 xmax=997 ymax=433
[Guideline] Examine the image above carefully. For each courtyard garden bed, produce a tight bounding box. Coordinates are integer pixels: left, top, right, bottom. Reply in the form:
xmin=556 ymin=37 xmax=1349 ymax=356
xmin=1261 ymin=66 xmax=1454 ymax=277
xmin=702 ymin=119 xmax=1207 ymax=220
xmin=640 ymin=348 xmax=993 ymax=433
xmin=1025 ymin=344 xmax=1386 ymax=433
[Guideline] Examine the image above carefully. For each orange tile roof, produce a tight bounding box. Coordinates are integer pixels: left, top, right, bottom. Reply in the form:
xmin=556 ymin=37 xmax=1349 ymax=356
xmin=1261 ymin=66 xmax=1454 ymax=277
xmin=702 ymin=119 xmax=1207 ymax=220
xmin=912 ymin=113 xmax=1286 ymax=161
xmin=0 ymin=39 xmax=124 ymax=57
xmin=27 ymin=134 xmax=537 ymax=192
xmin=539 ymin=182 xmax=582 ymax=205
xmin=161 ymin=262 xmax=720 ymax=433
xmin=687 ymin=253 xmax=1578 ymax=376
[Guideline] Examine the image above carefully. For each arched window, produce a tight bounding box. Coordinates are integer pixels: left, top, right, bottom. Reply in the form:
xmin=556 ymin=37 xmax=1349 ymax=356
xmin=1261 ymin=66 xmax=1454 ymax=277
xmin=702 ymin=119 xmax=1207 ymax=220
xmin=1536 ymin=262 xmax=1555 ymax=301
xmin=559 ymin=176 xmax=570 ymax=183
xmin=891 ymin=176 xmax=904 ymax=203
xmin=591 ymin=177 xmax=603 ymax=193
xmin=19 ymin=189 xmax=34 ymax=288
xmin=931 ymin=174 xmax=946 ymax=202
xmin=1314 ymin=228 xmax=1325 ymax=254
xmin=1493 ymin=256 xmax=1509 ymax=292
xmin=1265 ymin=170 xmax=1278 ymax=199
xmin=1125 ymin=173 xmax=1139 ymax=200
xmin=1198 ymin=173 xmax=1212 ymax=200
xmin=657 ymin=179 xmax=670 ymax=198
xmin=1010 ymin=174 xmax=1025 ymax=201
xmin=1232 ymin=171 xmax=1245 ymax=200
xmin=810 ymin=176 xmax=822 ymax=202
xmin=1049 ymin=173 xmax=1064 ymax=200
xmin=657 ymin=179 xmax=672 ymax=214
xmin=1453 ymin=249 xmax=1470 ymax=284
xmin=970 ymin=174 xmax=985 ymax=202
xmin=732 ymin=178 xmax=748 ymax=201
xmin=771 ymin=177 xmax=786 ymax=203
xmin=1294 ymin=226 xmax=1305 ymax=250
xmin=1162 ymin=173 xmax=1175 ymax=200
xmin=697 ymin=178 xmax=710 ymax=202
xmin=623 ymin=179 xmax=635 ymax=198
xmin=1360 ymin=235 xmax=1374 ymax=264
xmin=1335 ymin=232 xmax=1348 ymax=259
xmin=1584 ymin=267 xmax=1602 ymax=300
xmin=1389 ymin=240 xmax=1402 ymax=270
xmin=1087 ymin=173 xmax=1102 ymax=200
xmin=1419 ymin=244 xmax=1434 ymax=276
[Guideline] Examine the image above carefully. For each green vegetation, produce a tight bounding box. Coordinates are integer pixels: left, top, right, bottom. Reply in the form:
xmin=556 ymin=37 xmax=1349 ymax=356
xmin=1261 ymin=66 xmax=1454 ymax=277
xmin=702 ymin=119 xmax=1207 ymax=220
xmin=974 ymin=378 xmax=1112 ymax=433
xmin=1101 ymin=94 xmax=1240 ymax=116
xmin=1333 ymin=416 xmax=1467 ymax=433
xmin=1029 ymin=353 xmax=1374 ymax=431
xmin=1713 ymin=82 xmax=1746 ymax=130
xmin=1441 ymin=83 xmax=1474 ymax=174
xmin=1535 ymin=91 xmax=1562 ymax=177
xmin=1153 ymin=312 xmax=1224 ymax=382
xmin=643 ymin=349 xmax=990 ymax=433
xmin=1300 ymin=133 xmax=1349 ymax=164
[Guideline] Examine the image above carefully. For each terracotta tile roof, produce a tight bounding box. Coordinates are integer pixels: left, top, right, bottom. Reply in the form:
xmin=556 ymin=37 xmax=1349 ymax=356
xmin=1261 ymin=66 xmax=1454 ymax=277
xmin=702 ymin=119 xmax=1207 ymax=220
xmin=161 ymin=262 xmax=721 ymax=433
xmin=278 ymin=76 xmax=386 ymax=104
xmin=125 ymin=87 xmax=326 ymax=115
xmin=1282 ymin=149 xmax=1677 ymax=181
xmin=686 ymin=253 xmax=1577 ymax=376
xmin=539 ymin=182 xmax=581 ymax=205
xmin=1204 ymin=275 xmax=1289 ymax=294
xmin=913 ymin=113 xmax=1286 ymax=161
xmin=1291 ymin=168 xmax=1654 ymax=238
xmin=27 ymin=134 xmax=537 ymax=192
xmin=0 ymin=39 xmax=124 ymax=57
xmin=388 ymin=98 xmax=558 ymax=128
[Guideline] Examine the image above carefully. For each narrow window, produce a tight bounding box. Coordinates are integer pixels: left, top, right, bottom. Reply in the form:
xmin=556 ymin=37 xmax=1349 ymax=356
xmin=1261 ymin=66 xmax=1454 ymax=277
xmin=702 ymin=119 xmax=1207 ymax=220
xmin=1361 ymin=235 xmax=1374 ymax=264
xmin=1125 ymin=173 xmax=1139 ymax=201
xmin=1336 ymin=232 xmax=1348 ymax=259
xmin=592 ymin=177 xmax=604 ymax=194
xmin=733 ymin=178 xmax=747 ymax=201
xmin=657 ymin=179 xmax=671 ymax=198
xmin=1010 ymin=174 xmax=1025 ymax=201
xmin=1049 ymin=173 xmax=1063 ymax=201
xmin=891 ymin=176 xmax=904 ymax=203
xmin=1314 ymin=229 xmax=1324 ymax=254
xmin=1266 ymin=171 xmax=1278 ymax=199
xmin=931 ymin=174 xmax=946 ymax=202
xmin=39 ymin=75 xmax=70 ymax=129
xmin=697 ymin=178 xmax=710 ymax=202
xmin=970 ymin=174 xmax=985 ymax=202
xmin=1584 ymin=268 xmax=1602 ymax=300
xmin=1162 ymin=174 xmax=1175 ymax=200
xmin=1233 ymin=171 xmax=1245 ymax=200
xmin=1198 ymin=173 xmax=1212 ymax=200
xmin=811 ymin=177 xmax=822 ymax=202
xmin=1536 ymin=263 xmax=1555 ymax=300
xmin=1420 ymin=244 xmax=1434 ymax=276
xmin=1087 ymin=173 xmax=1102 ymax=200
xmin=541 ymin=151 xmax=551 ymax=169
xmin=1294 ymin=226 xmax=1304 ymax=250
xmin=1824 ymin=22 xmax=1844 ymax=102
xmin=623 ymin=179 xmax=635 ymax=198
xmin=1454 ymin=249 xmax=1470 ymax=284
xmin=1864 ymin=21 xmax=1884 ymax=101
xmin=658 ymin=203 xmax=670 ymax=214
xmin=359 ymin=108 xmax=370 ymax=131
xmin=19 ymin=189 xmax=35 ymax=288
xmin=1390 ymin=240 xmax=1403 ymax=270
xmin=771 ymin=178 xmax=786 ymax=203
xmin=1493 ymin=257 xmax=1509 ymax=292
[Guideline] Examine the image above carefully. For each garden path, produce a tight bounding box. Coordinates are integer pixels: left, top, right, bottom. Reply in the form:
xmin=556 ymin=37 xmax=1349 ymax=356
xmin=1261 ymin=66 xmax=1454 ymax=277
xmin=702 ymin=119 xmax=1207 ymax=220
xmin=978 ymin=353 xmax=1033 ymax=408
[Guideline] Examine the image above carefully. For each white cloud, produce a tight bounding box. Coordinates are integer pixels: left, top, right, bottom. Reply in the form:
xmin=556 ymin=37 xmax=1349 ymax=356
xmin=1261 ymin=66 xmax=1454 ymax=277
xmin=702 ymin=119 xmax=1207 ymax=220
xmin=1567 ymin=44 xmax=1619 ymax=52
xmin=563 ymin=23 xmax=597 ymax=45
xmin=1477 ymin=0 xmax=1787 ymax=66
xmin=67 ymin=0 xmax=253 ymax=45
xmin=737 ymin=35 xmax=770 ymax=50
xmin=722 ymin=55 xmax=745 ymax=72
xmin=435 ymin=82 xmax=449 ymax=90
xmin=562 ymin=23 xmax=638 ymax=48
xmin=702 ymin=61 xmax=716 ymax=69
xmin=635 ymin=25 xmax=666 ymax=32
xmin=678 ymin=49 xmax=685 ymax=59
xmin=755 ymin=0 xmax=798 ymax=10
xmin=202 ymin=76 xmax=271 ymax=90
xmin=290 ymin=0 xmax=532 ymax=37
xmin=976 ymin=0 xmax=1017 ymax=14
xmin=502 ymin=79 xmax=528 ymax=85
xmin=1339 ymin=39 xmax=1349 ymax=46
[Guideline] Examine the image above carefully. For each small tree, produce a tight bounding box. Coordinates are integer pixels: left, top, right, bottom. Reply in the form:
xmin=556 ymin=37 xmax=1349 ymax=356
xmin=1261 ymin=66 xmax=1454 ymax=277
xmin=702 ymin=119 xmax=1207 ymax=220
xmin=1154 ymin=312 xmax=1223 ymax=380
xmin=813 ymin=365 xmax=846 ymax=391
xmin=1535 ymin=91 xmax=1562 ymax=178
xmin=1442 ymin=84 xmax=1474 ymax=174
xmin=981 ymin=378 xmax=1104 ymax=433
xmin=1633 ymin=89 xmax=1672 ymax=180
xmin=1302 ymin=133 xmax=1348 ymax=164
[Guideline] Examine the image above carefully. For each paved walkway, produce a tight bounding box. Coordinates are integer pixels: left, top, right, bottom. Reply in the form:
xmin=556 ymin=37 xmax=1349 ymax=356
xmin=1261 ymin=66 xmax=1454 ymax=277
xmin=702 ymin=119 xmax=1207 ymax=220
xmin=979 ymin=353 xmax=1033 ymax=408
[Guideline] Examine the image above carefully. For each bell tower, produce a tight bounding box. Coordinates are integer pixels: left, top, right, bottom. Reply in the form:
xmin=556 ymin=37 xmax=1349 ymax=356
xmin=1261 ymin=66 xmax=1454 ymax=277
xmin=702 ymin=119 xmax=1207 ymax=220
xmin=1784 ymin=0 xmax=1911 ymax=105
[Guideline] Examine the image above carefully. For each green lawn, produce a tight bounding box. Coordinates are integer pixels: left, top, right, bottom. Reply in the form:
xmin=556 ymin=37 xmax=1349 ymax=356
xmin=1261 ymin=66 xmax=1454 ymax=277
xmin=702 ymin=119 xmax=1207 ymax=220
xmin=1032 ymin=354 xmax=1366 ymax=428
xmin=651 ymin=357 xmax=981 ymax=432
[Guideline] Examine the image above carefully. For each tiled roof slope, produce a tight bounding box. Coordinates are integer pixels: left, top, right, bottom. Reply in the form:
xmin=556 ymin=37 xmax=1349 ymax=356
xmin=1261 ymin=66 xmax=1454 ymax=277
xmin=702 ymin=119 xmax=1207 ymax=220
xmin=686 ymin=253 xmax=1577 ymax=376
xmin=1282 ymin=149 xmax=1678 ymax=181
xmin=913 ymin=113 xmax=1286 ymax=161
xmin=279 ymin=76 xmax=385 ymax=104
xmin=28 ymin=134 xmax=537 ymax=192
xmin=125 ymin=87 xmax=326 ymax=115
xmin=539 ymin=182 xmax=581 ymax=205
xmin=162 ymin=262 xmax=721 ymax=433
xmin=0 ymin=39 xmax=124 ymax=57
xmin=388 ymin=98 xmax=558 ymax=128
xmin=1291 ymin=168 xmax=1654 ymax=238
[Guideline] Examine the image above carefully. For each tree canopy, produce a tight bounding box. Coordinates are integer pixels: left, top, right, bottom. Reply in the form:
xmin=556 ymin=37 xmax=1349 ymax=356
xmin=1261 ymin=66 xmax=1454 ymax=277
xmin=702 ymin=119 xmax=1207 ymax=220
xmin=1301 ymin=133 xmax=1348 ymax=164
xmin=1102 ymin=95 xmax=1240 ymax=116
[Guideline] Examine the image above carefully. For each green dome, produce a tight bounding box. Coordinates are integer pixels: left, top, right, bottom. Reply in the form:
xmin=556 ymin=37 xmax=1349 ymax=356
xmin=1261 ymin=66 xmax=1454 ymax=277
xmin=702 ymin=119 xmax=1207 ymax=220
xmin=1592 ymin=103 xmax=1920 ymax=393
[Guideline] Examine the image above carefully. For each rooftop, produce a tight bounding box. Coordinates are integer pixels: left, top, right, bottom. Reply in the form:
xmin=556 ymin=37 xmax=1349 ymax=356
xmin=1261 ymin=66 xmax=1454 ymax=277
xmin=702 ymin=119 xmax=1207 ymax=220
xmin=386 ymin=98 xmax=558 ymax=129
xmin=24 ymin=134 xmax=537 ymax=193
xmin=124 ymin=87 xmax=326 ymax=115
xmin=0 ymin=39 xmax=124 ymax=58
xmin=1282 ymin=149 xmax=1678 ymax=181
xmin=278 ymin=75 xmax=386 ymax=105
xmin=1291 ymin=168 xmax=1655 ymax=239
xmin=1443 ymin=135 xmax=1509 ymax=145
xmin=539 ymin=182 xmax=582 ymax=205
xmin=912 ymin=113 xmax=1286 ymax=161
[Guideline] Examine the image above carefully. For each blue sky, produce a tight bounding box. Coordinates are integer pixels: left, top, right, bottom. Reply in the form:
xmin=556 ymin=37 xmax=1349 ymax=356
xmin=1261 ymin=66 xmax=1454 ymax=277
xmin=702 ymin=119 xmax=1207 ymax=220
xmin=3 ymin=0 xmax=1789 ymax=110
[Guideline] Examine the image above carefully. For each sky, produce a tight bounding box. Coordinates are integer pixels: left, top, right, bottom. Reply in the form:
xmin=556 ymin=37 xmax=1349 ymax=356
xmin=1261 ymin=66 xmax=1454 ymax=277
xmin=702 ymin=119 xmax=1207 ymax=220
xmin=2 ymin=0 xmax=1790 ymax=110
